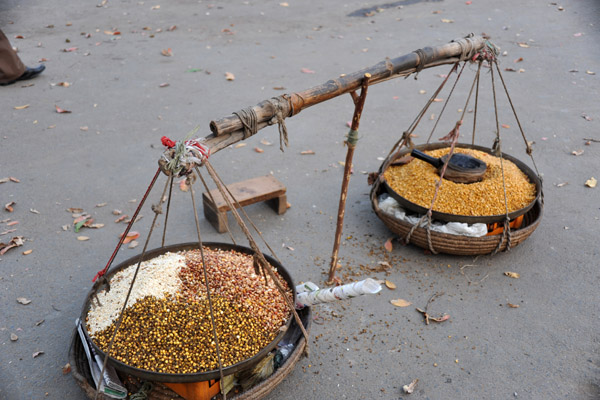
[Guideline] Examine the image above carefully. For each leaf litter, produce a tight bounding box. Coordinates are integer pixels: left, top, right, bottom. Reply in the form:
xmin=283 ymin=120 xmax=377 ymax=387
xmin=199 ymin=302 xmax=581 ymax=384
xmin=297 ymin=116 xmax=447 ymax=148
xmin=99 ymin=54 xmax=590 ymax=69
xmin=1 ymin=236 xmax=24 ymax=255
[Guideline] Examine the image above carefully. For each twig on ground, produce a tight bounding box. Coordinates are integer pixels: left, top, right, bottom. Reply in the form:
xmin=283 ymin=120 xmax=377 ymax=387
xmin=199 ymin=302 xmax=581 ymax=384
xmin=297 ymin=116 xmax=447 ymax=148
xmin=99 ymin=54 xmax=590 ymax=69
xmin=416 ymin=292 xmax=449 ymax=325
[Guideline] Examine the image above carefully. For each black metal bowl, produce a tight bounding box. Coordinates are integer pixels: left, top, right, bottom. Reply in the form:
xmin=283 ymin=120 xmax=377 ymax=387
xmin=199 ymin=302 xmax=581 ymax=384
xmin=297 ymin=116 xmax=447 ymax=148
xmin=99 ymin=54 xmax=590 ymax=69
xmin=382 ymin=143 xmax=542 ymax=224
xmin=79 ymin=242 xmax=295 ymax=383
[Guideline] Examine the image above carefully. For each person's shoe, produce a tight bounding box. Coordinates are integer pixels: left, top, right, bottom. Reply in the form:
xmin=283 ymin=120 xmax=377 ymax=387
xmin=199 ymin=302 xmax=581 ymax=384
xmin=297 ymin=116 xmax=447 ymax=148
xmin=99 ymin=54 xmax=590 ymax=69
xmin=0 ymin=64 xmax=45 ymax=86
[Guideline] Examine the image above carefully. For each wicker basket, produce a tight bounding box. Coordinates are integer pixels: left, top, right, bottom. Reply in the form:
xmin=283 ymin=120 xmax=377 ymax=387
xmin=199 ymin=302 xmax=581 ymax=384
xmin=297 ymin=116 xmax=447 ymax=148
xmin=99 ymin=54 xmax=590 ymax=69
xmin=69 ymin=307 xmax=311 ymax=400
xmin=370 ymin=144 xmax=543 ymax=255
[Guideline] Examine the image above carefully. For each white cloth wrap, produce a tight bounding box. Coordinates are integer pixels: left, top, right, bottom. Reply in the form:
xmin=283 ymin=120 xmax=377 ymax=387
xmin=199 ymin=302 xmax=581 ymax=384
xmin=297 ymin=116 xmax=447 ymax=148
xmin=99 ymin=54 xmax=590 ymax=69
xmin=296 ymin=278 xmax=382 ymax=307
xmin=378 ymin=196 xmax=488 ymax=237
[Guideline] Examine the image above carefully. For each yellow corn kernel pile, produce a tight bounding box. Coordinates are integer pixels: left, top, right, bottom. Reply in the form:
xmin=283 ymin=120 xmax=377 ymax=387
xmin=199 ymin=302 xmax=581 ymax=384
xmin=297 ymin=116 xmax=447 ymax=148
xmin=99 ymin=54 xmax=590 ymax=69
xmin=383 ymin=148 xmax=536 ymax=217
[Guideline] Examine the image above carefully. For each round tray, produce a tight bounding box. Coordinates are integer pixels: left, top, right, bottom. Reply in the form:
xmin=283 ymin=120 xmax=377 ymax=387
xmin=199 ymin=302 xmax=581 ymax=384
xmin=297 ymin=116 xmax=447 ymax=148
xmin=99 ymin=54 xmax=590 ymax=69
xmin=79 ymin=242 xmax=295 ymax=383
xmin=69 ymin=307 xmax=311 ymax=400
xmin=371 ymin=181 xmax=543 ymax=255
xmin=381 ymin=143 xmax=542 ymax=224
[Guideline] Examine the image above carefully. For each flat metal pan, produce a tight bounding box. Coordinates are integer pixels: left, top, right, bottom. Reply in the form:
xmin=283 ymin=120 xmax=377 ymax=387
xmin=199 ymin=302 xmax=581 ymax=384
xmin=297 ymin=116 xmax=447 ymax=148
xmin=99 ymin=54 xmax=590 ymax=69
xmin=382 ymin=143 xmax=542 ymax=224
xmin=79 ymin=242 xmax=295 ymax=383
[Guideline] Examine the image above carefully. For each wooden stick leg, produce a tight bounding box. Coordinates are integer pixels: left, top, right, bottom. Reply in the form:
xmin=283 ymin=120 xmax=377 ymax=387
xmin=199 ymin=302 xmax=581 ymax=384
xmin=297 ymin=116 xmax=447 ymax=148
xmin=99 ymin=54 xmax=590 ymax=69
xmin=203 ymin=200 xmax=227 ymax=233
xmin=268 ymin=194 xmax=288 ymax=215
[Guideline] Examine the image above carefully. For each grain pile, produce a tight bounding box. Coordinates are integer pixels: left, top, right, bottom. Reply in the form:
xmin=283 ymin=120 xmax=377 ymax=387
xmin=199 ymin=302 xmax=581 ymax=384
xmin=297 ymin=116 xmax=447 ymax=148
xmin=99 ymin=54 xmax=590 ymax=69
xmin=384 ymin=147 xmax=536 ymax=216
xmin=86 ymin=247 xmax=291 ymax=374
xmin=181 ymin=249 xmax=291 ymax=333
xmin=87 ymin=252 xmax=185 ymax=335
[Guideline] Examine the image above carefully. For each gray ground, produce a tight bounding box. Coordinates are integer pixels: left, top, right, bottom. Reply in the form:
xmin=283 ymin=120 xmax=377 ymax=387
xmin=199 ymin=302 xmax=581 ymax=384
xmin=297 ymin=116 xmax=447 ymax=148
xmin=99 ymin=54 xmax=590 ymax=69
xmin=1 ymin=0 xmax=599 ymax=399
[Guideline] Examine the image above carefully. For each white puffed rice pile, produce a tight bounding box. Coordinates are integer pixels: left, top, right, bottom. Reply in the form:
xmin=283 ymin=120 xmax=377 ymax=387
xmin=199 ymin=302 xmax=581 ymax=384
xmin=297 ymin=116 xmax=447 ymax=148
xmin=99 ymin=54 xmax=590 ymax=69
xmin=86 ymin=252 xmax=185 ymax=335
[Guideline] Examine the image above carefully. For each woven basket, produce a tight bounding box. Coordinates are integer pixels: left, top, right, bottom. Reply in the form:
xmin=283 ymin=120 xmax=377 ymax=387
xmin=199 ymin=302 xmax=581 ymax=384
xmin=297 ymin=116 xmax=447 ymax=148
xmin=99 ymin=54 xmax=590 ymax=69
xmin=69 ymin=308 xmax=311 ymax=400
xmin=370 ymin=170 xmax=543 ymax=256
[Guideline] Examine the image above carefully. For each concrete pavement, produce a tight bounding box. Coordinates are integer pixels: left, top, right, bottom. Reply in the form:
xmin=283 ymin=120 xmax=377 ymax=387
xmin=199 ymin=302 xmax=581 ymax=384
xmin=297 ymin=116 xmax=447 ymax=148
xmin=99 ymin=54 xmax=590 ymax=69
xmin=1 ymin=0 xmax=598 ymax=399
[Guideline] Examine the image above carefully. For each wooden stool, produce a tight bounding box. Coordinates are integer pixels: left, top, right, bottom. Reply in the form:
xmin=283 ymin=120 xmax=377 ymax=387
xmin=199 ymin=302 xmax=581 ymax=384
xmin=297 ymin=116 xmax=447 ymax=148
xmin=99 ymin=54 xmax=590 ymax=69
xmin=202 ymin=175 xmax=287 ymax=233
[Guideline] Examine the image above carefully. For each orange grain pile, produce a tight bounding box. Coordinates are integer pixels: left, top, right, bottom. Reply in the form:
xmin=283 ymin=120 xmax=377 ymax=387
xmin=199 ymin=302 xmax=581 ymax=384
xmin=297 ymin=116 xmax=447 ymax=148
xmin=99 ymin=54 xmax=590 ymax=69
xmin=384 ymin=148 xmax=536 ymax=217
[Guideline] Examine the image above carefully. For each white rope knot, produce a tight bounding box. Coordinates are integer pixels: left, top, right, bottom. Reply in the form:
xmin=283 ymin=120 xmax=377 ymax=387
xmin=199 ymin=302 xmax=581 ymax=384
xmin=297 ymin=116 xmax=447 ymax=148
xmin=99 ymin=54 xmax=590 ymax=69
xmin=160 ymin=137 xmax=210 ymax=176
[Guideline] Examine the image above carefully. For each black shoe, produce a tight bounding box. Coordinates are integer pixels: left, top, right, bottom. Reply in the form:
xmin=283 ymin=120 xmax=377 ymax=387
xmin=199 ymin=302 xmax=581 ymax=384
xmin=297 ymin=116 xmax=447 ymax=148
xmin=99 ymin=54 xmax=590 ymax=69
xmin=0 ymin=64 xmax=45 ymax=86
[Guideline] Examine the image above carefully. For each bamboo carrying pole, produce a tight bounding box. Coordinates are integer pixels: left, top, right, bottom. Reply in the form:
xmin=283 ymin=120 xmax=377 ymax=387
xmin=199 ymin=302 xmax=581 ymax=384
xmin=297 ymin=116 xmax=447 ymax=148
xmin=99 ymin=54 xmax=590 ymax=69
xmin=202 ymin=34 xmax=486 ymax=154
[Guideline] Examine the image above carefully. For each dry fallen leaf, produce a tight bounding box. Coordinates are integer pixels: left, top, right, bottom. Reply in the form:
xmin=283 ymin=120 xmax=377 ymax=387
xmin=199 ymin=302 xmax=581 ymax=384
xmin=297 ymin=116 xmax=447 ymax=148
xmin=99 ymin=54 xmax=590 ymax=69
xmin=77 ymin=236 xmax=90 ymax=241
xmin=501 ymin=124 xmax=510 ymax=129
xmin=55 ymin=105 xmax=72 ymax=113
xmin=384 ymin=237 xmax=393 ymax=252
xmin=556 ymin=182 xmax=568 ymax=187
xmin=10 ymin=333 xmax=18 ymax=341
xmin=504 ymin=271 xmax=520 ymax=279
xmin=14 ymin=104 xmax=30 ymax=110
xmin=300 ymin=150 xmax=315 ymax=155
xmin=403 ymin=379 xmax=418 ymax=394
xmin=385 ymin=280 xmax=396 ymax=290
xmin=585 ymin=177 xmax=597 ymax=188
xmin=572 ymin=149 xmax=584 ymax=156
xmin=161 ymin=48 xmax=173 ymax=57
xmin=114 ymin=215 xmax=128 ymax=223
xmin=66 ymin=207 xmax=83 ymax=213
xmin=30 ymin=208 xmax=40 ymax=214
xmin=507 ymin=303 xmax=520 ymax=308
xmin=390 ymin=299 xmax=412 ymax=307
xmin=433 ymin=98 xmax=444 ymax=102
xmin=517 ymin=42 xmax=530 ymax=48
xmin=62 ymin=363 xmax=72 ymax=374
xmin=260 ymin=138 xmax=273 ymax=146
xmin=22 ymin=249 xmax=33 ymax=255
xmin=301 ymin=67 xmax=315 ymax=74
xmin=62 ymin=47 xmax=78 ymax=52
xmin=441 ymin=18 xmax=454 ymax=23
xmin=95 ymin=202 xmax=107 ymax=208
xmin=225 ymin=72 xmax=235 ymax=81
xmin=32 ymin=351 xmax=44 ymax=358
xmin=0 ymin=236 xmax=24 ymax=255
xmin=128 ymin=240 xmax=139 ymax=249
xmin=112 ymin=209 xmax=122 ymax=215
xmin=234 ymin=143 xmax=246 ymax=148
xmin=159 ymin=82 xmax=170 ymax=87
xmin=120 ymin=231 xmax=140 ymax=244
xmin=17 ymin=297 xmax=31 ymax=305
xmin=5 ymin=202 xmax=15 ymax=212
xmin=254 ymin=147 xmax=264 ymax=153
xmin=9 ymin=177 xmax=20 ymax=183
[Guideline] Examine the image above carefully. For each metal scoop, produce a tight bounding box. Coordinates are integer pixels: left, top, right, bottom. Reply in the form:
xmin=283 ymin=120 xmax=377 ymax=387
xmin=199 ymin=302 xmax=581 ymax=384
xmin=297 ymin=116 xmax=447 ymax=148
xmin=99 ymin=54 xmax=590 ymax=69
xmin=410 ymin=149 xmax=487 ymax=184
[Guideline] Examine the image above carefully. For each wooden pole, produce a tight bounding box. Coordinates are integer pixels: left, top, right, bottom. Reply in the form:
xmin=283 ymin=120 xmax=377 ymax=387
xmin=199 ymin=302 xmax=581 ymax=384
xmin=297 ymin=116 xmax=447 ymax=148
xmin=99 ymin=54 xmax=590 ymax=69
xmin=202 ymin=35 xmax=486 ymax=154
xmin=327 ymin=73 xmax=370 ymax=285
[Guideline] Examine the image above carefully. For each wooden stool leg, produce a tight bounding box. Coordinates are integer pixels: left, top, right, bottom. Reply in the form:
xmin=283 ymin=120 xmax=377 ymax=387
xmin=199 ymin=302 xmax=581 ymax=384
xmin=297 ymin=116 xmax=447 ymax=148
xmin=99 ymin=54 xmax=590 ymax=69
xmin=268 ymin=194 xmax=288 ymax=215
xmin=203 ymin=199 xmax=228 ymax=233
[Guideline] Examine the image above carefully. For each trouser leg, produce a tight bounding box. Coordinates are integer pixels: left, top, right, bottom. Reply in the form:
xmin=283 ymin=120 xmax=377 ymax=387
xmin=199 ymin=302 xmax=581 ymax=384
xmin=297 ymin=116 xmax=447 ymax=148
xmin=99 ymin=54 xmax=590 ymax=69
xmin=0 ymin=29 xmax=26 ymax=84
